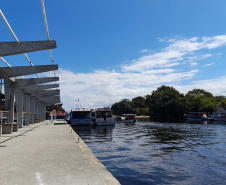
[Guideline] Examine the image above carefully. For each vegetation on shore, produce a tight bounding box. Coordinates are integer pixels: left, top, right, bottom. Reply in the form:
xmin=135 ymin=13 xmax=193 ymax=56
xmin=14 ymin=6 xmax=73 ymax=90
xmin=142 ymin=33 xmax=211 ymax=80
xmin=111 ymin=85 xmax=226 ymax=118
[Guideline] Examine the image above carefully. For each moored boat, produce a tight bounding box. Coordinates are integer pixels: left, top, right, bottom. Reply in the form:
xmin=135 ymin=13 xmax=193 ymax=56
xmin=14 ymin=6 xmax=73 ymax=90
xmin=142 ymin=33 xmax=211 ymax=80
xmin=211 ymin=105 xmax=226 ymax=121
xmin=184 ymin=112 xmax=208 ymax=121
xmin=70 ymin=109 xmax=92 ymax=126
xmin=211 ymin=112 xmax=226 ymax=121
xmin=93 ymin=107 xmax=115 ymax=126
xmin=121 ymin=114 xmax=136 ymax=123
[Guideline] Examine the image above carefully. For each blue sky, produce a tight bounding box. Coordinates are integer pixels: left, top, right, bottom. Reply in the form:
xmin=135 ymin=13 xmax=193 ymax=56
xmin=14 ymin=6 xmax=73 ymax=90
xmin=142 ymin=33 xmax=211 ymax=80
xmin=1 ymin=0 xmax=226 ymax=111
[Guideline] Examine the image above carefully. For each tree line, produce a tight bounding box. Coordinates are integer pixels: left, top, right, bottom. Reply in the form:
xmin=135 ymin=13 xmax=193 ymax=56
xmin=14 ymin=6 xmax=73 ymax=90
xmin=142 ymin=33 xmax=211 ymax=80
xmin=111 ymin=85 xmax=226 ymax=118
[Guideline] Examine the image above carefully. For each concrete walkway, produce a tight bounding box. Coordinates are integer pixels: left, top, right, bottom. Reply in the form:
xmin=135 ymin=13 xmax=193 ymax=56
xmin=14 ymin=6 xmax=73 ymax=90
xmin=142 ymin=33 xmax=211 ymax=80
xmin=0 ymin=120 xmax=120 ymax=185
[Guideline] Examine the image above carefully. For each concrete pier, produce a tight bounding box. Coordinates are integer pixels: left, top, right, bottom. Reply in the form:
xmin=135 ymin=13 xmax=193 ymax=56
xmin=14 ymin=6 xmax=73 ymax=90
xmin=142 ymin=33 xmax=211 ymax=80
xmin=0 ymin=120 xmax=120 ymax=185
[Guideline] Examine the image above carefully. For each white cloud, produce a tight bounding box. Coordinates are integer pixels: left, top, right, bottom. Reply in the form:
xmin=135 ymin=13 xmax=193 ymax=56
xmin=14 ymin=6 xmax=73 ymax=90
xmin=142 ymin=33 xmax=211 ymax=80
xmin=48 ymin=35 xmax=226 ymax=111
xmin=189 ymin=62 xmax=198 ymax=67
xmin=140 ymin=49 xmax=149 ymax=53
xmin=122 ymin=35 xmax=226 ymax=73
xmin=174 ymin=76 xmax=226 ymax=96
xmin=56 ymin=68 xmax=198 ymax=111
xmin=203 ymin=63 xmax=215 ymax=67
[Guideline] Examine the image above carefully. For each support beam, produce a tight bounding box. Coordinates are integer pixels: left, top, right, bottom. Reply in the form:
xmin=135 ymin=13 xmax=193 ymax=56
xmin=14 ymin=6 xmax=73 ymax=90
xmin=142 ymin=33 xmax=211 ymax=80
xmin=44 ymin=101 xmax=61 ymax=105
xmin=22 ymin=84 xmax=59 ymax=92
xmin=35 ymin=93 xmax=60 ymax=99
xmin=31 ymin=89 xmax=60 ymax=96
xmin=39 ymin=96 xmax=60 ymax=101
xmin=0 ymin=40 xmax=56 ymax=57
xmin=15 ymin=77 xmax=59 ymax=87
xmin=0 ymin=65 xmax=58 ymax=79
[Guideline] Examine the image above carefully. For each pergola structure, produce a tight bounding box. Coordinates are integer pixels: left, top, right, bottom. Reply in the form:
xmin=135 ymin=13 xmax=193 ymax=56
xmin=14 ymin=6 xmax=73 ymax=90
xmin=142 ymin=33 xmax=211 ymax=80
xmin=0 ymin=4 xmax=62 ymax=129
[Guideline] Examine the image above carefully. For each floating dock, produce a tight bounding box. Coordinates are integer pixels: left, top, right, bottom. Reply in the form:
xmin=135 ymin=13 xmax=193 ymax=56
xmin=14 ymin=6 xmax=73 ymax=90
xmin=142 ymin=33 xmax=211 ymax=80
xmin=0 ymin=120 xmax=120 ymax=185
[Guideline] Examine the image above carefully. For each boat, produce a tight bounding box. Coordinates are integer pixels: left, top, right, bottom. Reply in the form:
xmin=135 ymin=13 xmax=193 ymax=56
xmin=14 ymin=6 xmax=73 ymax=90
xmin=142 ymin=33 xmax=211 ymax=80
xmin=92 ymin=107 xmax=115 ymax=126
xmin=48 ymin=110 xmax=67 ymax=121
xmin=184 ymin=112 xmax=208 ymax=121
xmin=211 ymin=112 xmax=226 ymax=121
xmin=69 ymin=109 xmax=92 ymax=126
xmin=121 ymin=114 xmax=136 ymax=123
xmin=211 ymin=104 xmax=226 ymax=121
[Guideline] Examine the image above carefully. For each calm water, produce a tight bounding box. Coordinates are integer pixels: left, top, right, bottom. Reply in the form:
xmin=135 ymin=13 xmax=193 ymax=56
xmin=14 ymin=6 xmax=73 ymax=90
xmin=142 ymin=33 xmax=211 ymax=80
xmin=72 ymin=120 xmax=226 ymax=185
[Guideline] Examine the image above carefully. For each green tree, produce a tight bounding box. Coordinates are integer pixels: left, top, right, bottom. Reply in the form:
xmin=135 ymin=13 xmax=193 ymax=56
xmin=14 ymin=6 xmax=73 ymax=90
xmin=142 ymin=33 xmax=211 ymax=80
xmin=111 ymin=99 xmax=132 ymax=115
xmin=215 ymin=96 xmax=226 ymax=104
xmin=186 ymin=89 xmax=213 ymax=97
xmin=146 ymin=85 xmax=185 ymax=118
xmin=136 ymin=107 xmax=150 ymax=116
xmin=220 ymin=99 xmax=226 ymax=110
xmin=185 ymin=89 xmax=215 ymax=112
xmin=131 ymin=96 xmax=146 ymax=108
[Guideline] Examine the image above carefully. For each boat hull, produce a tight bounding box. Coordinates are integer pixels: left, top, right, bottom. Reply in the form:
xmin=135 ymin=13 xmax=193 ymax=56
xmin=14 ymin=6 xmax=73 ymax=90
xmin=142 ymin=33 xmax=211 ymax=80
xmin=95 ymin=118 xmax=115 ymax=125
xmin=70 ymin=119 xmax=92 ymax=126
xmin=212 ymin=117 xmax=226 ymax=121
xmin=122 ymin=119 xmax=136 ymax=123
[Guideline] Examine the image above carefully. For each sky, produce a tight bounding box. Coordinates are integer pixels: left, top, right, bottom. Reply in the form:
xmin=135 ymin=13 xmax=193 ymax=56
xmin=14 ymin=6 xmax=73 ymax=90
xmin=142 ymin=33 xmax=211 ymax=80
xmin=1 ymin=0 xmax=226 ymax=112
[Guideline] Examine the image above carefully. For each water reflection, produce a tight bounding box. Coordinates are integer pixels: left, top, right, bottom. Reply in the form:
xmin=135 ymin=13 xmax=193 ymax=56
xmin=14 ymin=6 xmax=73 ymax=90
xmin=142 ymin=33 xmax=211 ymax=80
xmin=72 ymin=121 xmax=226 ymax=185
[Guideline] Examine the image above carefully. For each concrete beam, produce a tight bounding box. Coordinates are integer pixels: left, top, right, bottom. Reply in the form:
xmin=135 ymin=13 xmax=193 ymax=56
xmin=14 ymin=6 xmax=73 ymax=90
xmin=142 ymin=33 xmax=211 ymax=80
xmin=31 ymin=89 xmax=60 ymax=96
xmin=34 ymin=93 xmax=60 ymax=99
xmin=39 ymin=96 xmax=60 ymax=102
xmin=0 ymin=65 xmax=58 ymax=79
xmin=0 ymin=40 xmax=56 ymax=57
xmin=44 ymin=101 xmax=61 ymax=105
xmin=15 ymin=77 xmax=59 ymax=87
xmin=22 ymin=84 xmax=59 ymax=92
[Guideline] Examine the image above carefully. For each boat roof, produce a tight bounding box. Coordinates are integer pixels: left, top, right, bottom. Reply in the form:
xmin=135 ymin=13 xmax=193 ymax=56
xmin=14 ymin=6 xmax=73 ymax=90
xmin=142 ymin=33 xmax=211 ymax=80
xmin=122 ymin=114 xmax=135 ymax=116
xmin=71 ymin=109 xmax=91 ymax=112
xmin=187 ymin=112 xmax=206 ymax=113
xmin=96 ymin=108 xmax=111 ymax=111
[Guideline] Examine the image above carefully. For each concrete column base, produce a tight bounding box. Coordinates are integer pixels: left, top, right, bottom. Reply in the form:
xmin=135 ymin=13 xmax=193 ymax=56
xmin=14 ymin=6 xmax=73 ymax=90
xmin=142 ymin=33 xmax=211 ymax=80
xmin=13 ymin=123 xmax=18 ymax=132
xmin=34 ymin=118 xmax=40 ymax=123
xmin=2 ymin=124 xmax=13 ymax=134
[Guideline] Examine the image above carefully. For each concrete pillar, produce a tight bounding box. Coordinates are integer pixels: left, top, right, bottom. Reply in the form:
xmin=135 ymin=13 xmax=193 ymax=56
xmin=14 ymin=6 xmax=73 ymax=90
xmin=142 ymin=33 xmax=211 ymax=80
xmin=41 ymin=103 xmax=45 ymax=121
xmin=30 ymin=97 xmax=35 ymax=124
xmin=4 ymin=79 xmax=15 ymax=123
xmin=24 ymin=94 xmax=30 ymax=126
xmin=35 ymin=99 xmax=39 ymax=122
xmin=15 ymin=88 xmax=24 ymax=128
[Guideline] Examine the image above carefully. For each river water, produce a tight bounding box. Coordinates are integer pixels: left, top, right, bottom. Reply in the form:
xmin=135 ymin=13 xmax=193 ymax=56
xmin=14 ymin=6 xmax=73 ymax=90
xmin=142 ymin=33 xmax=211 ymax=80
xmin=72 ymin=120 xmax=226 ymax=185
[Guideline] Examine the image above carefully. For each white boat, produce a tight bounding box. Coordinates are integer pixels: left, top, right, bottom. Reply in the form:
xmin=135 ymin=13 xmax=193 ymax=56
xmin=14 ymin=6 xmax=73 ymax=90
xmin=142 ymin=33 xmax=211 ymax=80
xmin=121 ymin=114 xmax=136 ymax=123
xmin=93 ymin=107 xmax=115 ymax=126
xmin=211 ymin=112 xmax=226 ymax=121
xmin=69 ymin=109 xmax=92 ymax=126
xmin=184 ymin=112 xmax=208 ymax=121
xmin=211 ymin=105 xmax=226 ymax=121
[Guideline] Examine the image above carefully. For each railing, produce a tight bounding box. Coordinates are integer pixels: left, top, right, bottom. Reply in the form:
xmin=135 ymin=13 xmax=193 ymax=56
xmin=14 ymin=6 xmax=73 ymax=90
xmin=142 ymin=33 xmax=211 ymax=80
xmin=0 ymin=111 xmax=8 ymax=125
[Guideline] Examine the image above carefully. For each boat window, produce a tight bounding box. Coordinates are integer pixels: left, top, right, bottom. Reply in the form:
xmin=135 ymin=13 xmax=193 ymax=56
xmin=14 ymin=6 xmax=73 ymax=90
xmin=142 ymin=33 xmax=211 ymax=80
xmin=71 ymin=112 xmax=91 ymax=119
xmin=96 ymin=111 xmax=112 ymax=118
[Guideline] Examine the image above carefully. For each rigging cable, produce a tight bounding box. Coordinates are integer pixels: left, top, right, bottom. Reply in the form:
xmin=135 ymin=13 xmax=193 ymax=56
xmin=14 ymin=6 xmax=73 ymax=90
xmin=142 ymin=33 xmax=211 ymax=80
xmin=0 ymin=9 xmax=39 ymax=78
